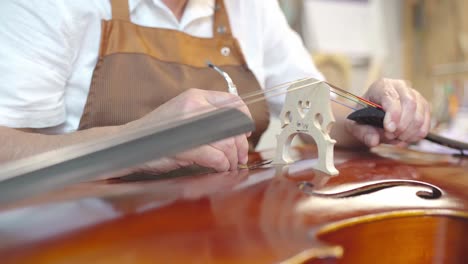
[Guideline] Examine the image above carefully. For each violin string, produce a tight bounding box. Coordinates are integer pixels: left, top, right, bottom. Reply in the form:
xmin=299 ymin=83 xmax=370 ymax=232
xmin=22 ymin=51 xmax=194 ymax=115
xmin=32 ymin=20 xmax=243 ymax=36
xmin=236 ymin=78 xmax=372 ymax=110
xmin=242 ymin=81 xmax=359 ymax=111
xmin=330 ymin=90 xmax=367 ymax=108
xmin=237 ymin=78 xmax=308 ymax=101
xmin=136 ymin=78 xmax=371 ymax=130
xmin=332 ymin=99 xmax=358 ymax=111
xmin=207 ymin=61 xmax=375 ymax=109
xmin=326 ymin=82 xmax=382 ymax=109
xmin=207 ymin=62 xmax=376 ymax=109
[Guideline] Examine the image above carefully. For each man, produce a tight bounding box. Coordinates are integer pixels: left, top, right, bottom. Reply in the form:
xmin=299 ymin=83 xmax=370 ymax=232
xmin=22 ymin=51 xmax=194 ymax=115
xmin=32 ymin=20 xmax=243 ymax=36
xmin=0 ymin=0 xmax=430 ymax=174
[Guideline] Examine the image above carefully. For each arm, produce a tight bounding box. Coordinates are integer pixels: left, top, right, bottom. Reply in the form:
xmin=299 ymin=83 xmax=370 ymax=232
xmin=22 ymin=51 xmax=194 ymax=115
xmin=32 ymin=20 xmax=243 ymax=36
xmin=1 ymin=89 xmax=252 ymax=173
xmin=0 ymin=1 xmax=78 ymax=129
xmin=0 ymin=2 xmax=250 ymax=172
xmin=0 ymin=126 xmax=120 ymax=163
xmin=0 ymin=1 xmax=103 ymax=162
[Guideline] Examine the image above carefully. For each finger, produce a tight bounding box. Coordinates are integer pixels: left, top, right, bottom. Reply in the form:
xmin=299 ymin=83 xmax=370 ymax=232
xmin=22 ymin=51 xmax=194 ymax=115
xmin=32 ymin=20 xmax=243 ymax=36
xmin=235 ymin=134 xmax=249 ymax=165
xmin=384 ymin=131 xmax=397 ymax=141
xmin=197 ymin=90 xmax=252 ymax=119
xmin=182 ymin=89 xmax=252 ymax=120
xmin=196 ymin=89 xmax=253 ymax=137
xmin=392 ymin=81 xmax=417 ymax=137
xmin=212 ymin=92 xmax=253 ymax=138
xmin=210 ymin=137 xmax=238 ymax=171
xmin=176 ymin=145 xmax=230 ymax=172
xmin=369 ymin=79 xmax=401 ymax=133
xmin=137 ymin=157 xmax=189 ymax=174
xmin=345 ymin=119 xmax=381 ymax=147
xmin=396 ymin=141 xmax=409 ymax=148
xmin=407 ymin=100 xmax=430 ymax=142
xmin=406 ymin=91 xmax=430 ymax=142
xmin=223 ymin=97 xmax=253 ymax=138
xmin=398 ymin=89 xmax=425 ymax=142
xmin=383 ymin=140 xmax=409 ymax=148
xmin=419 ymin=99 xmax=431 ymax=138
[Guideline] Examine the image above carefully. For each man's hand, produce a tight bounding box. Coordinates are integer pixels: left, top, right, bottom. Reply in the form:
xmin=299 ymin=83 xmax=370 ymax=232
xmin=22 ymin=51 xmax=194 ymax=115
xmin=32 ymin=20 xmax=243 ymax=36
xmin=0 ymin=88 xmax=251 ymax=175
xmin=345 ymin=78 xmax=431 ymax=147
xmin=128 ymin=88 xmax=252 ymax=173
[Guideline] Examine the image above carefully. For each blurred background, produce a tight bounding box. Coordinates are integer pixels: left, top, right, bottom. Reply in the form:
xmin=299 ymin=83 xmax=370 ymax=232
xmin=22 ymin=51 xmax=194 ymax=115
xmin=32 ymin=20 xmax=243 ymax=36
xmin=257 ymin=0 xmax=468 ymax=152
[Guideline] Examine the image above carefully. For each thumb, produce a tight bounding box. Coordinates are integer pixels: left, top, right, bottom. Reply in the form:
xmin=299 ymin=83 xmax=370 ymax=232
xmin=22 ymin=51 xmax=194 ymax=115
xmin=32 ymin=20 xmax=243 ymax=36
xmin=345 ymin=119 xmax=381 ymax=147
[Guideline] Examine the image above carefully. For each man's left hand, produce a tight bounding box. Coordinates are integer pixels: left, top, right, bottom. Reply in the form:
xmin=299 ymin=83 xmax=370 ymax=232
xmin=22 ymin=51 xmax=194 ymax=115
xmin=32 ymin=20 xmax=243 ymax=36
xmin=345 ymin=78 xmax=431 ymax=147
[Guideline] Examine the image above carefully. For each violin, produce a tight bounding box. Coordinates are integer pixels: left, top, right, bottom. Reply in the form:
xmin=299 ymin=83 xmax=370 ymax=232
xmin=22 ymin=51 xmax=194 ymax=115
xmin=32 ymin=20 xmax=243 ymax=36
xmin=1 ymin=146 xmax=468 ymax=263
xmin=1 ymin=79 xmax=468 ymax=263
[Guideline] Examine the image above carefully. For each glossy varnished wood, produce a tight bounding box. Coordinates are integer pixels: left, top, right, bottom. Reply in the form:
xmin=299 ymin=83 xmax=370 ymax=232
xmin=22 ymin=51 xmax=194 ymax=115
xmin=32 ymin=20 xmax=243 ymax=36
xmin=317 ymin=213 xmax=468 ymax=264
xmin=0 ymin=145 xmax=467 ymax=263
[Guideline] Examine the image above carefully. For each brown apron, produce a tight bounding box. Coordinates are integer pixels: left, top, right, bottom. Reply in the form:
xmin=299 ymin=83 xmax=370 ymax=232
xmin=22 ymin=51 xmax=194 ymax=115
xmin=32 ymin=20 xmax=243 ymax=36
xmin=78 ymin=0 xmax=270 ymax=148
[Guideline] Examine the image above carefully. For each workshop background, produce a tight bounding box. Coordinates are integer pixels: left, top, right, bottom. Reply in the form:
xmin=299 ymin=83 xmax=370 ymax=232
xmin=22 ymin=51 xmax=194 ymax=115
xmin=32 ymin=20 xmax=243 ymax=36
xmin=257 ymin=0 xmax=468 ymax=152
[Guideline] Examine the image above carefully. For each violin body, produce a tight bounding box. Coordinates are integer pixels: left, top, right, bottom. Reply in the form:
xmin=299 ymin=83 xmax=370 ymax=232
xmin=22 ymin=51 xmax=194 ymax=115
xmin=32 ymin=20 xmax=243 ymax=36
xmin=1 ymin=145 xmax=467 ymax=263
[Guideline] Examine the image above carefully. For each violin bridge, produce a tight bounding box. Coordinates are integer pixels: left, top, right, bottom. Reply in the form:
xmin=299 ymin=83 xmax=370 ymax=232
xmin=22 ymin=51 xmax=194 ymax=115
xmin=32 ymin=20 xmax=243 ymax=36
xmin=272 ymin=78 xmax=339 ymax=175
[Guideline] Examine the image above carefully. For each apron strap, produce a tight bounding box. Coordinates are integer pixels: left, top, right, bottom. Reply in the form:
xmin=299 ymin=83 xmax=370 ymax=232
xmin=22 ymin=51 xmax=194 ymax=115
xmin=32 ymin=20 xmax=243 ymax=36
xmin=111 ymin=0 xmax=131 ymax=21
xmin=213 ymin=0 xmax=233 ymax=36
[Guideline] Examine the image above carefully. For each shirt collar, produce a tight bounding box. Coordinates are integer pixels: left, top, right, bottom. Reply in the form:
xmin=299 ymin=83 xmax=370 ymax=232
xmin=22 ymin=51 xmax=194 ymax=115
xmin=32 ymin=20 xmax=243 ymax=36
xmin=184 ymin=0 xmax=215 ymax=17
xmin=129 ymin=0 xmax=215 ymax=22
xmin=129 ymin=0 xmax=143 ymax=13
xmin=182 ymin=0 xmax=215 ymax=27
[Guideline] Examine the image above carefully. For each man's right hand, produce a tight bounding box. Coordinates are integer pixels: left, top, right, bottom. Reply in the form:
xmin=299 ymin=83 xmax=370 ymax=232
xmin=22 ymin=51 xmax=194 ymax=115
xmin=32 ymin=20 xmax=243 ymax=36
xmin=126 ymin=88 xmax=252 ymax=174
xmin=0 ymin=89 xmax=252 ymax=175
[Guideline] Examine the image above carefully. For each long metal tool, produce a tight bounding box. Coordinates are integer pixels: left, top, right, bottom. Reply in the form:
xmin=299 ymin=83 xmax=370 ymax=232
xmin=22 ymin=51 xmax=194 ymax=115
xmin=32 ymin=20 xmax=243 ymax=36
xmin=0 ymin=108 xmax=254 ymax=205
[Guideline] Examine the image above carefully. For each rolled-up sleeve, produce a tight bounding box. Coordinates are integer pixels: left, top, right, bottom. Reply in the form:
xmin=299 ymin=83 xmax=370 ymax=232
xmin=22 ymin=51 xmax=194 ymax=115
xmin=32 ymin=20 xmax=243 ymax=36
xmin=0 ymin=0 xmax=72 ymax=128
xmin=261 ymin=0 xmax=324 ymax=116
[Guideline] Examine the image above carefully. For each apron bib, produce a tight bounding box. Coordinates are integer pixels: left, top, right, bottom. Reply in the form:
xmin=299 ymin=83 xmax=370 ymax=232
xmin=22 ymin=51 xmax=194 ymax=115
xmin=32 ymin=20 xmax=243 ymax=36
xmin=78 ymin=0 xmax=270 ymax=148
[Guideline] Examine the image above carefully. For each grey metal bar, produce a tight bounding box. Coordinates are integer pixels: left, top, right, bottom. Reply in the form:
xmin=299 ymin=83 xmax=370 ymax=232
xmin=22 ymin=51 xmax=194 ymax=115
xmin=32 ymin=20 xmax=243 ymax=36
xmin=0 ymin=108 xmax=254 ymax=205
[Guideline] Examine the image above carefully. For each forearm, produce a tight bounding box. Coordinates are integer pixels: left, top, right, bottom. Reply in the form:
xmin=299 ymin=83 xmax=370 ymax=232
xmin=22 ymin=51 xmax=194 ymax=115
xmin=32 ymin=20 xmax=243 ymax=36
xmin=0 ymin=125 xmax=122 ymax=164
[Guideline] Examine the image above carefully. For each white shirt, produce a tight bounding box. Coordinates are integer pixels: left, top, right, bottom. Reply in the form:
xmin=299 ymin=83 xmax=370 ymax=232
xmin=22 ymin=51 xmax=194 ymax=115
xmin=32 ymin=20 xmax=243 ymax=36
xmin=0 ymin=0 xmax=323 ymax=134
